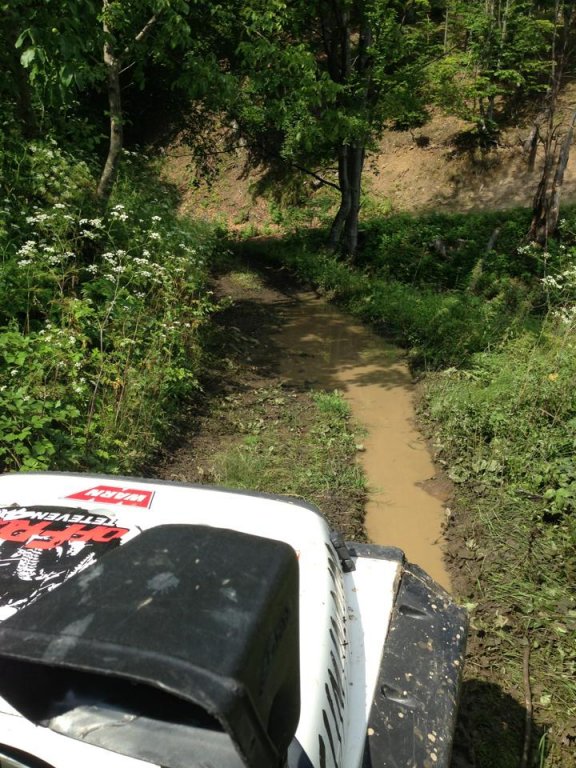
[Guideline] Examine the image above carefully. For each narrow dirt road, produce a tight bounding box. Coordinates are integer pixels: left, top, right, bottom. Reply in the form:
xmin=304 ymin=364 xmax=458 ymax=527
xmin=161 ymin=265 xmax=450 ymax=588
xmin=272 ymin=287 xmax=451 ymax=590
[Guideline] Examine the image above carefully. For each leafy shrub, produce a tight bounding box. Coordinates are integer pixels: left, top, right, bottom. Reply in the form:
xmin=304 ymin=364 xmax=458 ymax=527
xmin=0 ymin=140 xmax=218 ymax=473
xmin=358 ymin=208 xmax=535 ymax=291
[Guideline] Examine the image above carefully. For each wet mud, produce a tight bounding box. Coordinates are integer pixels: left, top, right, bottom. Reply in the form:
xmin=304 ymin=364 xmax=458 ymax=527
xmin=274 ymin=289 xmax=451 ymax=590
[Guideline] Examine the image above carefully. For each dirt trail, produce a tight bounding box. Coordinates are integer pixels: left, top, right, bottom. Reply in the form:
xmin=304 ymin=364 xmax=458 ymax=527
xmin=273 ymin=288 xmax=451 ymax=590
xmin=160 ymin=267 xmax=451 ymax=589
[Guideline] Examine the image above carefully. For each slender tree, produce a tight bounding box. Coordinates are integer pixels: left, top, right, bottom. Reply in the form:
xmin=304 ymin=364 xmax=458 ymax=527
xmin=97 ymin=2 xmax=162 ymax=200
xmin=96 ymin=0 xmax=193 ymax=202
xmin=237 ymin=0 xmax=431 ymax=257
xmin=527 ymin=0 xmax=576 ymax=245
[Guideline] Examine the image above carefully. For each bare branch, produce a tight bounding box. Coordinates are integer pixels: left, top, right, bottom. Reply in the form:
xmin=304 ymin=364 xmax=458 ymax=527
xmin=119 ymin=61 xmax=136 ymax=76
xmin=287 ymin=161 xmax=340 ymax=191
xmin=135 ymin=14 xmax=158 ymax=44
xmin=123 ymin=13 xmax=160 ymax=56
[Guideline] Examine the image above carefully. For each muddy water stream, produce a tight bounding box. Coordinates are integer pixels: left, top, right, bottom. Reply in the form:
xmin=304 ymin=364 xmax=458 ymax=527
xmin=275 ymin=289 xmax=451 ymax=590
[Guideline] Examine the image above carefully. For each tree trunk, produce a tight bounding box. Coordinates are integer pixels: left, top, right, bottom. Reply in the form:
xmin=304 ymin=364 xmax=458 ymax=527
xmin=6 ymin=19 xmax=38 ymax=138
xmin=328 ymin=142 xmax=365 ymax=257
xmin=328 ymin=6 xmax=371 ymax=258
xmin=328 ymin=144 xmax=352 ymax=249
xmin=343 ymin=145 xmax=365 ymax=257
xmin=547 ymin=108 xmax=576 ymax=236
xmin=527 ymin=108 xmax=576 ymax=247
xmin=527 ymin=2 xmax=576 ymax=244
xmin=523 ymin=123 xmax=539 ymax=171
xmin=529 ymin=145 xmax=555 ymax=245
xmin=12 ymin=56 xmax=38 ymax=139
xmin=97 ymin=3 xmax=123 ymax=202
xmin=96 ymin=9 xmax=159 ymax=202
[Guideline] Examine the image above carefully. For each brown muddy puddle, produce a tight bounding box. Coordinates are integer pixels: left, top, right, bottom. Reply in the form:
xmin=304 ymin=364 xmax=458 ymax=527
xmin=275 ymin=289 xmax=451 ymax=590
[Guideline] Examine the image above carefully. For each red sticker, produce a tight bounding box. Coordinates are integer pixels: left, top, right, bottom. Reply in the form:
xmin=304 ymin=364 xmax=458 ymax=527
xmin=65 ymin=485 xmax=154 ymax=508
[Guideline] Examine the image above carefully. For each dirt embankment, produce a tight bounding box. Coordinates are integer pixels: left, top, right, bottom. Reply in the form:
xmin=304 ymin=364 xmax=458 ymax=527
xmin=161 ymin=111 xmax=576 ymax=231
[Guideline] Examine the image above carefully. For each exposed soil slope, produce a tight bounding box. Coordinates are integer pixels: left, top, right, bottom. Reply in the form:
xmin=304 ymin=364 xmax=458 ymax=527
xmin=161 ymin=111 xmax=576 ymax=230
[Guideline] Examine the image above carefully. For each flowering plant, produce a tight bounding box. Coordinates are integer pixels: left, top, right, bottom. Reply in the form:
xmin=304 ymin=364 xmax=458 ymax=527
xmin=0 ymin=143 xmax=217 ymax=472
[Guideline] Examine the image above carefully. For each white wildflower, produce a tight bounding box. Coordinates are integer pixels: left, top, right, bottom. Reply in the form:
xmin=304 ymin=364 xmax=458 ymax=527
xmin=17 ymin=241 xmax=37 ymax=257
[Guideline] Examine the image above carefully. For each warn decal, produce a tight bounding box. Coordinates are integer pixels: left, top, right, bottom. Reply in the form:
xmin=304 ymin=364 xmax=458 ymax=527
xmin=65 ymin=485 xmax=154 ymax=508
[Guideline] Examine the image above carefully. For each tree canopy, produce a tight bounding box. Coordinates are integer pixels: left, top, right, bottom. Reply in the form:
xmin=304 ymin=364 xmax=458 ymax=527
xmin=2 ymin=0 xmax=575 ymax=248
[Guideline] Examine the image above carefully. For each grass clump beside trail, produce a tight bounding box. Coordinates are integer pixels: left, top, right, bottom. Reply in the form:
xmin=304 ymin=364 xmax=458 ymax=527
xmin=236 ymin=207 xmax=576 ymax=767
xmin=0 ymin=136 xmax=219 ymax=474
xmin=212 ymin=386 xmax=366 ymax=537
xmin=424 ymin=327 xmax=576 ymax=766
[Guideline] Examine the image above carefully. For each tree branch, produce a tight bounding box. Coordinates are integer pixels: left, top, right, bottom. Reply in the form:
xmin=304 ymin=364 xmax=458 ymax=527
xmin=123 ymin=13 xmax=160 ymax=56
xmin=287 ymin=161 xmax=340 ymax=191
xmin=135 ymin=14 xmax=158 ymax=44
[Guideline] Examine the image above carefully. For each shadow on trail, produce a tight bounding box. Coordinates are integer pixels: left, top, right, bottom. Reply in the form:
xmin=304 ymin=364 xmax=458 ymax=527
xmin=452 ymin=678 xmax=545 ymax=768
xmin=225 ymin=262 xmax=414 ymax=395
xmin=274 ymin=292 xmax=413 ymax=394
xmin=213 ymin=259 xmax=415 ymax=393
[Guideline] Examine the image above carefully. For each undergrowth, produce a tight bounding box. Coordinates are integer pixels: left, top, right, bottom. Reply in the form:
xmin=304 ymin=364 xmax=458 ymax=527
xmin=240 ymin=233 xmax=532 ymax=369
xmin=0 ymin=136 xmax=218 ymax=473
xmin=423 ymin=324 xmax=576 ymax=765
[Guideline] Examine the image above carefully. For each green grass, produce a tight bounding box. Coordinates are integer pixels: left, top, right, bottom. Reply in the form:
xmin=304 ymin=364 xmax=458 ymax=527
xmin=211 ymin=385 xmax=366 ymax=539
xmin=422 ymin=327 xmax=576 ymax=757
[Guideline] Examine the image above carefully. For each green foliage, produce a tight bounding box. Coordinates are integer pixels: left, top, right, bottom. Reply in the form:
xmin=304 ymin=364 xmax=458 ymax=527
xmin=424 ymin=323 xmax=576 ymax=751
xmin=358 ymin=208 xmax=536 ymax=290
xmin=427 ymin=0 xmax=554 ymax=128
xmin=0 ymin=328 xmax=84 ymax=471
xmin=0 ymin=137 xmax=218 ymax=474
xmin=2 ymin=0 xmax=102 ymax=131
xmin=235 ymin=0 xmax=433 ymax=185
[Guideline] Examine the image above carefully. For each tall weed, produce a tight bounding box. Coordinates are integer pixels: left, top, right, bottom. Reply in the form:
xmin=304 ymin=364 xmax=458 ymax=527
xmin=0 ymin=140 xmax=217 ymax=473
